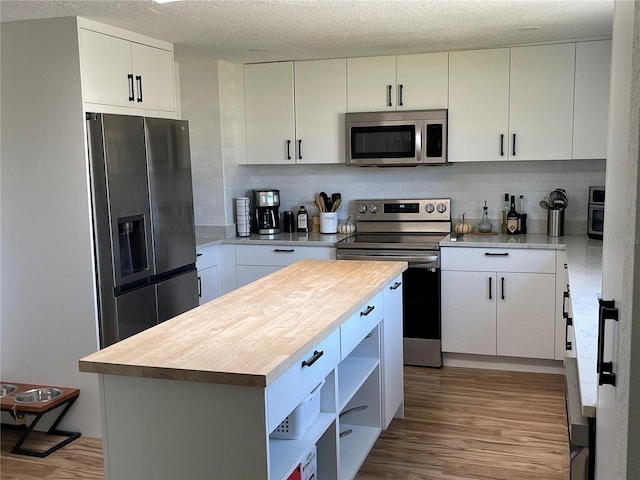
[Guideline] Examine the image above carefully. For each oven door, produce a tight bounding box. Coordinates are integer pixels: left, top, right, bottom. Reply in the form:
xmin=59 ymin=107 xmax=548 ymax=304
xmin=336 ymin=249 xmax=442 ymax=367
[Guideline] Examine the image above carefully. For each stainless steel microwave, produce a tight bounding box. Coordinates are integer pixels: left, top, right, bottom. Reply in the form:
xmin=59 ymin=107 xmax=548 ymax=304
xmin=345 ymin=109 xmax=448 ymax=166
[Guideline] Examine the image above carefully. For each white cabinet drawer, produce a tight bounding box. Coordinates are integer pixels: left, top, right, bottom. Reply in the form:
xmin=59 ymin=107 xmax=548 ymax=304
xmin=235 ymin=244 xmax=335 ymax=267
xmin=341 ymin=291 xmax=384 ymax=360
xmin=441 ymin=247 xmax=556 ymax=273
xmin=196 ymin=244 xmax=219 ymax=270
xmin=266 ymin=328 xmax=340 ymax=433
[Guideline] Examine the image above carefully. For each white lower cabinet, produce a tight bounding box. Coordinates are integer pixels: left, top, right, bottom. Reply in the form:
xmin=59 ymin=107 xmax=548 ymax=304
xmin=441 ymin=247 xmax=557 ymax=360
xmin=196 ymin=244 xmax=220 ymax=305
xmin=235 ymin=244 xmax=335 ymax=288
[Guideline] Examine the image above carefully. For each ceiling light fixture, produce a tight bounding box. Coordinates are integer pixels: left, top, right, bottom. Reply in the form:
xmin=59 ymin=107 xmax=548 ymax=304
xmin=518 ymin=26 xmax=542 ymax=32
xmin=152 ymin=0 xmax=183 ymax=4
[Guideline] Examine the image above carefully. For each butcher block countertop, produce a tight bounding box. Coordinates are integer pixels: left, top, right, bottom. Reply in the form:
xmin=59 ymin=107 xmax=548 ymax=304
xmin=79 ymin=259 xmax=407 ymax=388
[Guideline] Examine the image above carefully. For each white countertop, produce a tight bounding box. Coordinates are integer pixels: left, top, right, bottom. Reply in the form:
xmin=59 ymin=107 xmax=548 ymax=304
xmin=441 ymin=233 xmax=602 ymax=417
xmin=197 ymin=231 xmax=351 ymax=248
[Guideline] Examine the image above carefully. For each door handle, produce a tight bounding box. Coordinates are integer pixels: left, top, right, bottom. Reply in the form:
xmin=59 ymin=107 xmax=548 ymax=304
xmin=387 ymin=85 xmax=393 ymax=107
xmin=286 ymin=140 xmax=291 ymax=160
xmin=489 ymin=276 xmax=492 ymax=300
xmin=500 ymin=134 xmax=504 ymax=156
xmin=597 ymin=299 xmax=619 ymax=386
xmin=501 ymin=277 xmax=505 ymax=300
xmin=398 ymin=84 xmax=404 ymax=106
xmin=390 ymin=281 xmax=402 ymax=290
xmin=565 ymin=316 xmax=573 ymax=350
xmin=297 ymin=139 xmax=302 ymax=160
xmin=135 ymin=75 xmax=143 ymax=102
xmin=512 ymin=133 xmax=516 ymax=156
xmin=197 ymin=276 xmax=202 ymax=298
xmin=127 ymin=74 xmax=135 ymax=102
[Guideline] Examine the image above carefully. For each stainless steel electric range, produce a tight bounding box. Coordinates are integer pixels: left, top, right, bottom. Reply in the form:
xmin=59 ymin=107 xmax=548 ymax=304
xmin=336 ymin=198 xmax=451 ymax=367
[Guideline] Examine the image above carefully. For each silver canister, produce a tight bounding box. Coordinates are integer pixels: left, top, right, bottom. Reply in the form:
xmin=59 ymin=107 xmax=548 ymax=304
xmin=547 ymin=209 xmax=565 ymax=237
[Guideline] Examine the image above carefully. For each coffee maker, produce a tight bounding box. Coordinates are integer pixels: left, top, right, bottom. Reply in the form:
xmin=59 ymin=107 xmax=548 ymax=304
xmin=252 ymin=189 xmax=281 ymax=234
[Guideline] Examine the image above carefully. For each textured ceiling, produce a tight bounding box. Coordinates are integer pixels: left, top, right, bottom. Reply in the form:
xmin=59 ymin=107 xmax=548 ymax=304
xmin=0 ymin=0 xmax=614 ymax=63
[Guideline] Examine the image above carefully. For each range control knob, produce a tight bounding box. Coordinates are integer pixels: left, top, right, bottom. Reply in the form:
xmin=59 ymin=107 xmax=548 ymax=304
xmin=358 ymin=203 xmax=368 ymax=214
xmin=437 ymin=203 xmax=447 ymax=213
xmin=425 ymin=203 xmax=435 ymax=213
xmin=369 ymin=204 xmax=379 ymax=213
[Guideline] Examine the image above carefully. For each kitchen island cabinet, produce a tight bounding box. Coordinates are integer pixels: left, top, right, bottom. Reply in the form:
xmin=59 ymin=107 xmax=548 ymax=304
xmin=196 ymin=243 xmax=220 ymax=304
xmin=79 ymin=259 xmax=406 ymax=480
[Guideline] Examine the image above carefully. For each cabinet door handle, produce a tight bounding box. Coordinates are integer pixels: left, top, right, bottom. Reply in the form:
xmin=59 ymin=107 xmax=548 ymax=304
xmin=135 ymin=75 xmax=143 ymax=102
xmin=501 ymin=277 xmax=505 ymax=300
xmin=390 ymin=281 xmax=402 ymax=290
xmin=127 ymin=74 xmax=135 ymax=102
xmin=484 ymin=252 xmax=509 ymax=257
xmin=197 ymin=276 xmax=202 ymax=298
xmin=563 ymin=291 xmax=570 ymax=318
xmin=298 ymin=139 xmax=302 ymax=160
xmin=565 ymin=316 xmax=573 ymax=350
xmin=360 ymin=305 xmax=375 ymax=317
xmin=500 ymin=134 xmax=504 ymax=156
xmin=597 ymin=299 xmax=619 ymax=386
xmin=387 ymin=85 xmax=393 ymax=107
xmin=196 ymin=252 xmax=203 ymax=257
xmin=286 ymin=140 xmax=291 ymax=160
xmin=301 ymin=350 xmax=324 ymax=368
xmin=489 ymin=276 xmax=492 ymax=300
xmin=398 ymin=84 xmax=404 ymax=106
xmin=273 ymin=248 xmax=294 ymax=253
xmin=512 ymin=133 xmax=516 ymax=156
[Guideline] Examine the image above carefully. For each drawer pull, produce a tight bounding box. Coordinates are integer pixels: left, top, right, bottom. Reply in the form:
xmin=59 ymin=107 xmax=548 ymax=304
xmin=360 ymin=305 xmax=375 ymax=317
xmin=340 ymin=428 xmax=353 ymax=438
xmin=196 ymin=252 xmax=203 ymax=257
xmin=484 ymin=252 xmax=509 ymax=257
xmin=390 ymin=281 xmax=402 ymax=290
xmin=273 ymin=249 xmax=295 ymax=253
xmin=340 ymin=404 xmax=368 ymax=418
xmin=301 ymin=350 xmax=323 ymax=368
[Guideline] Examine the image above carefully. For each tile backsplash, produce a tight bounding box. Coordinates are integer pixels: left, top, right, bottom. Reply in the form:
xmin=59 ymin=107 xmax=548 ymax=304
xmin=224 ymin=159 xmax=605 ymax=235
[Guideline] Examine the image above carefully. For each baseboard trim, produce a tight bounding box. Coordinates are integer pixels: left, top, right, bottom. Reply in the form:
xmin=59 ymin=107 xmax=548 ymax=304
xmin=443 ymin=353 xmax=564 ymax=374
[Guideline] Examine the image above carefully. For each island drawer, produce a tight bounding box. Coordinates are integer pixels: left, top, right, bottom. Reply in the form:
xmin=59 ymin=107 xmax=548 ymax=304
xmin=196 ymin=244 xmax=219 ymax=270
xmin=441 ymin=247 xmax=556 ymax=273
xmin=235 ymin=244 xmax=335 ymax=266
xmin=266 ymin=328 xmax=340 ymax=434
xmin=340 ymin=290 xmax=384 ymax=360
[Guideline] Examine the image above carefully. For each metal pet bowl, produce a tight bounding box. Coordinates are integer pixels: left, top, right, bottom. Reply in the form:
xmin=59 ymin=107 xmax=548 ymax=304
xmin=14 ymin=387 xmax=63 ymax=404
xmin=0 ymin=384 xmax=17 ymax=397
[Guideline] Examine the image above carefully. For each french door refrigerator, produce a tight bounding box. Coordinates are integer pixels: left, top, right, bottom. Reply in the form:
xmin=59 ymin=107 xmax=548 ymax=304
xmin=86 ymin=113 xmax=198 ymax=348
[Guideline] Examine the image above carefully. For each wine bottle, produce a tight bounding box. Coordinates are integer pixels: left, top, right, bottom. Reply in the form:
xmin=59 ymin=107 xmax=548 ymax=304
xmin=501 ymin=193 xmax=509 ymax=234
xmin=506 ymin=195 xmax=519 ymax=235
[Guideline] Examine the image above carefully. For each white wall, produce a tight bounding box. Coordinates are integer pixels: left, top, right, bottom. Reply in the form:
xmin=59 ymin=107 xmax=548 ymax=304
xmin=179 ymin=57 xmax=605 ymax=237
xmin=1 ymin=18 xmax=102 ymax=437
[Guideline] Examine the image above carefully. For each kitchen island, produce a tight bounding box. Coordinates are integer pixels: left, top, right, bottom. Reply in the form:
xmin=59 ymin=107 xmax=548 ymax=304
xmin=80 ymin=259 xmax=407 ymax=480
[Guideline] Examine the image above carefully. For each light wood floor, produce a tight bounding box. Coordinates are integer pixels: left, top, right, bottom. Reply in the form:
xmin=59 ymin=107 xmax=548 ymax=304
xmin=1 ymin=367 xmax=568 ymax=479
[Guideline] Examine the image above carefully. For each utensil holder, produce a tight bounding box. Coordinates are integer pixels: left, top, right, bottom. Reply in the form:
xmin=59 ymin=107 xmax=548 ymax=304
xmin=547 ymin=209 xmax=565 ymax=237
xmin=320 ymin=212 xmax=338 ymax=234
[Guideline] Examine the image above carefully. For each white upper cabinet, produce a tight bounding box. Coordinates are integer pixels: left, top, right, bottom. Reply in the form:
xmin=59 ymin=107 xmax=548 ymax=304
xmin=244 ymin=59 xmax=347 ymax=164
xmin=347 ymin=56 xmax=397 ymax=112
xmin=448 ymin=48 xmax=510 ymax=162
xmin=79 ymin=27 xmax=176 ymax=115
xmin=450 ymin=43 xmax=578 ymax=162
xmin=347 ymin=53 xmax=448 ymax=112
xmin=244 ymin=62 xmax=296 ymax=165
xmin=396 ymin=52 xmax=449 ymax=110
xmin=295 ymin=58 xmax=347 ymax=164
xmin=573 ymin=40 xmax=612 ymax=160
xmin=509 ymin=43 xmax=576 ymax=161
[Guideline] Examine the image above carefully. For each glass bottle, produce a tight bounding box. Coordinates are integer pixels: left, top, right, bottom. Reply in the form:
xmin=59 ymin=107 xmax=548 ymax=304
xmin=478 ymin=201 xmax=493 ymax=233
xmin=501 ymin=193 xmax=509 ymax=234
xmin=296 ymin=206 xmax=308 ymax=233
xmin=506 ymin=195 xmax=519 ymax=235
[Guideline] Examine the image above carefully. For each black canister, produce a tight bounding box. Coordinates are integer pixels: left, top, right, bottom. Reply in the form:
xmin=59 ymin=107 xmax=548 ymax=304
xmin=283 ymin=211 xmax=294 ymax=232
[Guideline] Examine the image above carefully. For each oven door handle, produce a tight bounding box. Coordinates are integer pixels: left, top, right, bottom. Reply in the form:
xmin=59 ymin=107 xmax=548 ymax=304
xmin=337 ymin=253 xmax=438 ymax=265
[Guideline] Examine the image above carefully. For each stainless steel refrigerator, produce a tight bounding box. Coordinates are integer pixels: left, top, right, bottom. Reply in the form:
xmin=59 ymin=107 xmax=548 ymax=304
xmin=86 ymin=113 xmax=199 ymax=348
